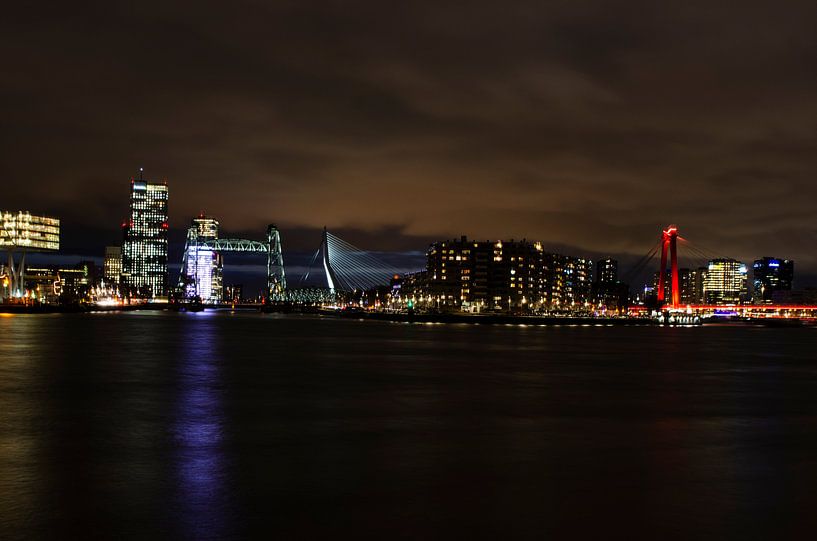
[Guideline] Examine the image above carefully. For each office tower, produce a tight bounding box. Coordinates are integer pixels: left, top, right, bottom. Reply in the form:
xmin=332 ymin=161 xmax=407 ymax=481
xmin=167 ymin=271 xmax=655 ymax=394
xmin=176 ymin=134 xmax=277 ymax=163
xmin=182 ymin=214 xmax=223 ymax=303
xmin=121 ymin=173 xmax=169 ymax=297
xmin=752 ymin=257 xmax=794 ymax=302
xmin=703 ymin=258 xmax=747 ymax=304
xmin=103 ymin=246 xmax=122 ymax=285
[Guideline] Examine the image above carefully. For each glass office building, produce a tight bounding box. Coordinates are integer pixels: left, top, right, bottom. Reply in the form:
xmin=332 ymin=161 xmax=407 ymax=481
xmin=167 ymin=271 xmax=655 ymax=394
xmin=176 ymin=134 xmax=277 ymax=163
xmin=703 ymin=258 xmax=747 ymax=304
xmin=752 ymin=257 xmax=794 ymax=302
xmin=121 ymin=178 xmax=169 ymax=297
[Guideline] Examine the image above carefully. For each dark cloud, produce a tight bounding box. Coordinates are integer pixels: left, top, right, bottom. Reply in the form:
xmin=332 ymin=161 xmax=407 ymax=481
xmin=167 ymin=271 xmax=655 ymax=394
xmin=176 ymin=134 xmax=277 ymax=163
xmin=3 ymin=0 xmax=817 ymax=282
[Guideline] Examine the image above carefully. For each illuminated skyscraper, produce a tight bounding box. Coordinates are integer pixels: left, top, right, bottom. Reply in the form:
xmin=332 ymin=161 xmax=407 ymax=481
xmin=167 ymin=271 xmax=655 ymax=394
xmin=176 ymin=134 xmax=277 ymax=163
xmin=121 ymin=172 xmax=169 ymax=297
xmin=182 ymin=215 xmax=223 ymax=303
xmin=703 ymin=259 xmax=747 ymax=304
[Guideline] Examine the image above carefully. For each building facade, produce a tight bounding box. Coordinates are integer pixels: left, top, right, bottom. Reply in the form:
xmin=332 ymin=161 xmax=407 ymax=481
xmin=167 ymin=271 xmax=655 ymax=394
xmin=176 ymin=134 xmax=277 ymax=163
xmin=752 ymin=257 xmax=793 ymax=303
xmin=703 ymin=258 xmax=747 ymax=304
xmin=103 ymin=246 xmax=122 ymax=285
xmin=424 ymin=236 xmax=594 ymax=312
xmin=181 ymin=215 xmax=224 ymax=303
xmin=592 ymin=258 xmax=628 ymax=311
xmin=651 ymin=267 xmax=704 ymax=305
xmin=1 ymin=211 xmax=60 ymax=299
xmin=121 ymin=177 xmax=169 ymax=297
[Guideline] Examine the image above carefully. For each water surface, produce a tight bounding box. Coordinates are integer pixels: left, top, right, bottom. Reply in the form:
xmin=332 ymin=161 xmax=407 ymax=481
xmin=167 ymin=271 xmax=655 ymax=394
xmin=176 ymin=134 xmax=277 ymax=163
xmin=1 ymin=312 xmax=816 ymax=539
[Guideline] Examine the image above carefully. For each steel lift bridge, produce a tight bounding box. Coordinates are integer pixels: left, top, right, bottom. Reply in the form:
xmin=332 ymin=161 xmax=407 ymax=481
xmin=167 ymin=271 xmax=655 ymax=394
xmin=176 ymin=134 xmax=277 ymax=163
xmin=179 ymin=224 xmax=286 ymax=302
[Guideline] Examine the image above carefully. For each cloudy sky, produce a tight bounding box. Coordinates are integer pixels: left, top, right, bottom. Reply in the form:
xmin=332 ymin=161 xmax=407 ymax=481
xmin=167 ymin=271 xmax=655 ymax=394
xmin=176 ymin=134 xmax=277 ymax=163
xmin=3 ymin=1 xmax=817 ymax=280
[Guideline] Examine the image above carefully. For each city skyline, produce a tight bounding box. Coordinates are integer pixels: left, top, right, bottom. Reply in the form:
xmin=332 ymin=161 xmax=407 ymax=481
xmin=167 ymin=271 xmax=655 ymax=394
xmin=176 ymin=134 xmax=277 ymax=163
xmin=6 ymin=181 xmax=809 ymax=305
xmin=4 ymin=1 xmax=817 ymax=278
xmin=12 ymin=171 xmax=817 ymax=291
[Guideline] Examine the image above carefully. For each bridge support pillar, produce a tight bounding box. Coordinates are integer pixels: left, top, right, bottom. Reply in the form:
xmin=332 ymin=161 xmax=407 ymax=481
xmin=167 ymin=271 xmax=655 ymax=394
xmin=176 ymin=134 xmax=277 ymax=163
xmin=657 ymin=225 xmax=680 ymax=308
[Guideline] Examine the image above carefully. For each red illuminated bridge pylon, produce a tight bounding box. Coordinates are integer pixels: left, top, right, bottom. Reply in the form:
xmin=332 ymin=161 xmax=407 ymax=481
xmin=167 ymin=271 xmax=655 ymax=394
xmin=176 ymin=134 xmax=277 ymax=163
xmin=657 ymin=225 xmax=680 ymax=308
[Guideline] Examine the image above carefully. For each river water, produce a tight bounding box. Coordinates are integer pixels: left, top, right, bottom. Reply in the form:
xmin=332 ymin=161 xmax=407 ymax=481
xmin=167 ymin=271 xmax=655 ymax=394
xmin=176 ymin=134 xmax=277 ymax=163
xmin=1 ymin=312 xmax=816 ymax=539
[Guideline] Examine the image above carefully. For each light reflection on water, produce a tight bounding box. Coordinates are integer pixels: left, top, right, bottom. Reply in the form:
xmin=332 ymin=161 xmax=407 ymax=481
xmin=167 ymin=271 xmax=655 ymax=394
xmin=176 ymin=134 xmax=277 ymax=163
xmin=174 ymin=316 xmax=229 ymax=540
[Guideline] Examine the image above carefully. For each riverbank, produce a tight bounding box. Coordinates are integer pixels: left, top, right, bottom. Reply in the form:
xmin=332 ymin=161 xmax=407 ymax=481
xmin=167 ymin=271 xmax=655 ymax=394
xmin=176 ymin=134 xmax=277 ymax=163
xmin=0 ymin=303 xmax=162 ymax=314
xmin=335 ymin=310 xmax=658 ymax=326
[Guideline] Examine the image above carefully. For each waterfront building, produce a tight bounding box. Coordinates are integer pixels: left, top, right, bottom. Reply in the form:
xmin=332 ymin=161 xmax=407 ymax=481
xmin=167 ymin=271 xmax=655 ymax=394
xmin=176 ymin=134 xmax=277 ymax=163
xmin=427 ymin=236 xmax=486 ymax=310
xmin=425 ymin=236 xmax=598 ymax=312
xmin=225 ymin=284 xmax=243 ymax=303
xmin=103 ymin=246 xmax=122 ymax=285
xmin=561 ymin=255 xmax=593 ymax=308
xmin=651 ymin=267 xmax=707 ymax=306
xmin=542 ymin=254 xmax=593 ymax=310
xmin=542 ymin=253 xmax=564 ymax=308
xmin=752 ymin=257 xmax=793 ymax=303
xmin=592 ymin=258 xmax=628 ymax=311
xmin=595 ymin=258 xmax=617 ymax=284
xmin=181 ymin=214 xmax=223 ymax=304
xmin=24 ymin=261 xmax=98 ymax=303
xmin=392 ymin=271 xmax=429 ymax=308
xmin=679 ymin=268 xmax=703 ymax=305
xmin=121 ymin=173 xmax=169 ymax=297
xmin=0 ymin=211 xmax=60 ymax=299
xmin=21 ymin=267 xmax=60 ymax=303
xmin=703 ymin=258 xmax=747 ymax=304
xmin=427 ymin=237 xmax=545 ymax=312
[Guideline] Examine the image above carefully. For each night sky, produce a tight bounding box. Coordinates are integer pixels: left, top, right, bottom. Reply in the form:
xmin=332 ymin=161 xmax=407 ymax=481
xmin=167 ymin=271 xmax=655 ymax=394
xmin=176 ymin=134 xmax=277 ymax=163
xmin=4 ymin=2 xmax=817 ymax=281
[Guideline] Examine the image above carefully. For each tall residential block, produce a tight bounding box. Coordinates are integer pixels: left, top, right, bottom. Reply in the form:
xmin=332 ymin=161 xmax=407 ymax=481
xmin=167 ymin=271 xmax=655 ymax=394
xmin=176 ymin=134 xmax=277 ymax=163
xmin=425 ymin=236 xmax=593 ymax=312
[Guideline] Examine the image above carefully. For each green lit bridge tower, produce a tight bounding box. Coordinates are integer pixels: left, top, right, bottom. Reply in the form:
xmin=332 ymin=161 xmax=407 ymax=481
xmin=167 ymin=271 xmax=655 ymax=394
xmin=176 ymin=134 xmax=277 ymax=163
xmin=267 ymin=224 xmax=286 ymax=301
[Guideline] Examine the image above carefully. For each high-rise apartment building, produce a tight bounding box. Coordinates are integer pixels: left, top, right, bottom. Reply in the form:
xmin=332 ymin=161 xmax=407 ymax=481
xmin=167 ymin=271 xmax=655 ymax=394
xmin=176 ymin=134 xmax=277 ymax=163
xmin=752 ymin=257 xmax=793 ymax=303
xmin=426 ymin=237 xmax=545 ymax=311
xmin=121 ymin=174 xmax=169 ymax=297
xmin=592 ymin=258 xmax=628 ymax=310
xmin=703 ymin=259 xmax=747 ymax=304
xmin=561 ymin=255 xmax=593 ymax=307
xmin=103 ymin=246 xmax=122 ymax=285
xmin=595 ymin=258 xmax=617 ymax=284
xmin=425 ymin=236 xmax=593 ymax=312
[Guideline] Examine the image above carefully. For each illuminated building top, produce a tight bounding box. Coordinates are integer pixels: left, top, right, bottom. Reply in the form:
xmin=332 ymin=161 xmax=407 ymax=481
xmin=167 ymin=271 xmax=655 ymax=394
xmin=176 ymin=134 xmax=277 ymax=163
xmin=0 ymin=211 xmax=60 ymax=251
